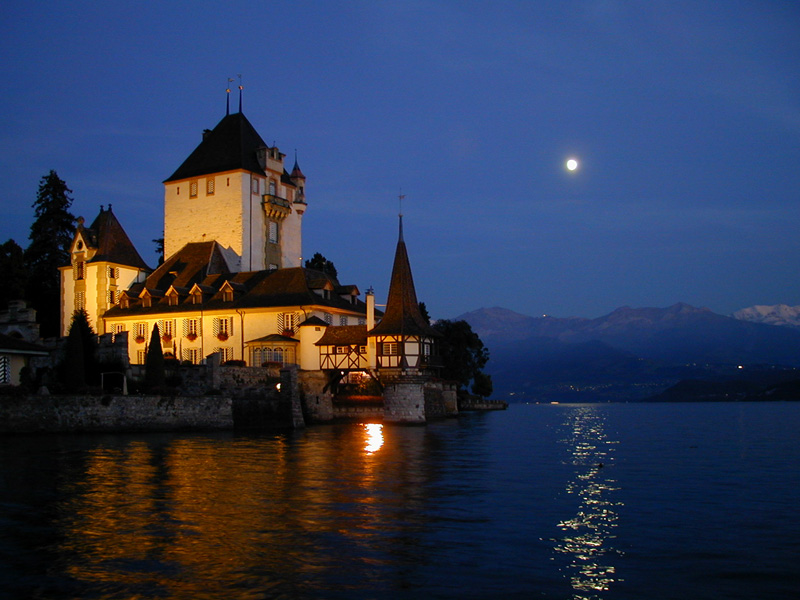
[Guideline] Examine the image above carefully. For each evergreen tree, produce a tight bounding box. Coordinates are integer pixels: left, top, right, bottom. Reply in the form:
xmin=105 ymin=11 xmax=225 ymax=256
xmin=418 ymin=302 xmax=431 ymax=325
xmin=0 ymin=239 xmax=28 ymax=309
xmin=144 ymin=324 xmax=166 ymax=391
xmin=24 ymin=171 xmax=76 ymax=337
xmin=304 ymin=252 xmax=338 ymax=278
xmin=59 ymin=309 xmax=97 ymax=390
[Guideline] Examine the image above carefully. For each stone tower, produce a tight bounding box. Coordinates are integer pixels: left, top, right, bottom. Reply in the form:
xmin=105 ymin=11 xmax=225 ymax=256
xmin=163 ymin=111 xmax=306 ymax=272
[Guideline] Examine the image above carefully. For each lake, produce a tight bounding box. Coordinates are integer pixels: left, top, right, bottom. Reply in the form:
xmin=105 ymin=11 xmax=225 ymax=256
xmin=1 ymin=402 xmax=799 ymax=599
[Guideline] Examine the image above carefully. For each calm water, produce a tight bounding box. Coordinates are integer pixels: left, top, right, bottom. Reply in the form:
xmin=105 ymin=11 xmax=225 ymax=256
xmin=1 ymin=402 xmax=799 ymax=599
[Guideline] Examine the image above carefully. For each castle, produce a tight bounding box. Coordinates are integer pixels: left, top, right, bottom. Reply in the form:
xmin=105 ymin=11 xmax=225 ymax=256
xmin=59 ymin=103 xmax=448 ymax=423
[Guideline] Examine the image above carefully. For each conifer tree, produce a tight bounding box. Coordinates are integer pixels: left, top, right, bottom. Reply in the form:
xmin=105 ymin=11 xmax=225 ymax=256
xmin=24 ymin=171 xmax=76 ymax=337
xmin=144 ymin=324 xmax=166 ymax=391
xmin=60 ymin=309 xmax=97 ymax=390
xmin=0 ymin=239 xmax=28 ymax=309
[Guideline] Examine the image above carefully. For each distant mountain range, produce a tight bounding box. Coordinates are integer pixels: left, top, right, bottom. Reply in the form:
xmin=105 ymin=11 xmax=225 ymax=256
xmin=455 ymin=304 xmax=800 ymax=402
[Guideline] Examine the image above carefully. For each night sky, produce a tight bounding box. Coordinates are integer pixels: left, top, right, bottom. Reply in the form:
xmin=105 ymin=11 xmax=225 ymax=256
xmin=2 ymin=1 xmax=798 ymax=320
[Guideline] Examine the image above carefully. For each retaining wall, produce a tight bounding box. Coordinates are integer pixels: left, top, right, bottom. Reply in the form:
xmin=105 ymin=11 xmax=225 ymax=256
xmin=0 ymin=394 xmax=233 ymax=433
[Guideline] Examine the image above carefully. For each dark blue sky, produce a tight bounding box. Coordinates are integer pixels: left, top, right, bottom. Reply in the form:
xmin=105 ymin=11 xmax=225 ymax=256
xmin=2 ymin=1 xmax=798 ymax=319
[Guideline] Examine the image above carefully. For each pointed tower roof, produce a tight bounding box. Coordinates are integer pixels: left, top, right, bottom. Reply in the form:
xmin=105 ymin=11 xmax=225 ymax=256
xmin=82 ymin=206 xmax=150 ymax=270
xmin=164 ymin=112 xmax=268 ymax=182
xmin=368 ymin=217 xmax=439 ymax=338
xmin=290 ymin=156 xmax=305 ymax=180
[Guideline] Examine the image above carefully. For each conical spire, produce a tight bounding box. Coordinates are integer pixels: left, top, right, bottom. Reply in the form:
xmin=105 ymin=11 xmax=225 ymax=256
xmin=368 ymin=216 xmax=437 ymax=338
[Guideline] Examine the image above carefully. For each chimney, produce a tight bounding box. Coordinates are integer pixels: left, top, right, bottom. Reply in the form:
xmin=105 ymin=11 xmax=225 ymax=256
xmin=366 ymin=287 xmax=375 ymax=330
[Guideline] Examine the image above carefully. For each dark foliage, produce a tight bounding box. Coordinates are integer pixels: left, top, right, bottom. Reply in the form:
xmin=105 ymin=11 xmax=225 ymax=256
xmin=24 ymin=171 xmax=76 ymax=337
xmin=471 ymin=370 xmax=494 ymax=398
xmin=432 ymin=319 xmax=491 ymax=393
xmin=0 ymin=239 xmax=28 ymax=309
xmin=419 ymin=302 xmax=431 ymax=325
xmin=60 ymin=309 xmax=98 ymax=391
xmin=304 ymin=252 xmax=337 ymax=278
xmin=153 ymin=235 xmax=164 ymax=265
xmin=144 ymin=324 xmax=166 ymax=390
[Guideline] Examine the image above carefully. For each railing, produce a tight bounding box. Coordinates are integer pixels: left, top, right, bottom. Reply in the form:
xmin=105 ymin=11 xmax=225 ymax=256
xmin=263 ymin=194 xmax=291 ymax=209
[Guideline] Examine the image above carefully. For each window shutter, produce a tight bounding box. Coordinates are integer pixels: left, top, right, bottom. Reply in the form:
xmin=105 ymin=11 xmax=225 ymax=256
xmin=182 ymin=319 xmax=189 ymax=336
xmin=212 ymin=318 xmax=220 ymax=336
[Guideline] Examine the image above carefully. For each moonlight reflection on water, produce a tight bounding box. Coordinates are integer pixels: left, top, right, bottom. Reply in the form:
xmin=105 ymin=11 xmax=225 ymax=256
xmin=554 ymin=406 xmax=623 ymax=597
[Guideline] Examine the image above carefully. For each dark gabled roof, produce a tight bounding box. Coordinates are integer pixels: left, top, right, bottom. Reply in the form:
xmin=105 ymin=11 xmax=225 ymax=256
xmin=368 ymin=217 xmax=439 ymax=339
xmin=165 ymin=112 xmax=269 ymax=182
xmin=81 ymin=206 xmax=150 ymax=271
xmin=104 ymin=259 xmax=373 ymax=318
xmin=145 ymin=241 xmax=230 ymax=291
xmin=0 ymin=332 xmax=49 ymax=355
xmin=316 ymin=325 xmax=368 ymax=346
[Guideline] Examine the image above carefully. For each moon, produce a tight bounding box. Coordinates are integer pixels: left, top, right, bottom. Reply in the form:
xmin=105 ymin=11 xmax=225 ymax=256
xmin=566 ymin=158 xmax=579 ymax=171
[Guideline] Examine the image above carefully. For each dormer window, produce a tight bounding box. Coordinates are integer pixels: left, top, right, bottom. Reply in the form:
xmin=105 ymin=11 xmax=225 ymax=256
xmin=142 ymin=295 xmax=152 ymax=308
xmin=223 ymin=289 xmax=233 ymax=302
xmin=120 ymin=295 xmax=130 ymax=309
xmin=168 ymin=293 xmax=178 ymax=306
xmin=191 ymin=291 xmax=202 ymax=305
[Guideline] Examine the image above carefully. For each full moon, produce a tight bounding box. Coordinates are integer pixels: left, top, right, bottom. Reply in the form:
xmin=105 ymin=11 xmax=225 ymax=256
xmin=566 ymin=158 xmax=579 ymax=171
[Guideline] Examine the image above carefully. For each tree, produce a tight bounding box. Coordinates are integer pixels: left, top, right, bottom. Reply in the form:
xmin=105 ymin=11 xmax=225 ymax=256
xmin=471 ymin=371 xmax=494 ymax=399
xmin=0 ymin=239 xmax=28 ymax=309
xmin=144 ymin=323 xmax=166 ymax=391
xmin=59 ymin=309 xmax=98 ymax=390
xmin=153 ymin=235 xmax=164 ymax=265
xmin=432 ymin=319 xmax=491 ymax=394
xmin=418 ymin=302 xmax=431 ymax=325
xmin=24 ymin=171 xmax=76 ymax=337
xmin=304 ymin=252 xmax=337 ymax=278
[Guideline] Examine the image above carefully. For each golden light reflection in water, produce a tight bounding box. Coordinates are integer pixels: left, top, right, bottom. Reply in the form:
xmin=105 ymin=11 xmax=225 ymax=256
xmin=554 ymin=406 xmax=623 ymax=598
xmin=363 ymin=423 xmax=384 ymax=453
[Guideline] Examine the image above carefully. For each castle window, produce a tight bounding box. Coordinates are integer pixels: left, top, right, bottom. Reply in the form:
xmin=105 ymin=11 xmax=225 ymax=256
xmin=268 ymin=263 xmax=278 ymax=271
xmin=107 ymin=266 xmax=118 ymax=280
xmin=75 ymin=291 xmax=85 ymax=311
xmin=206 ymin=178 xmax=215 ymax=195
xmin=279 ymin=312 xmax=298 ymax=335
xmin=136 ymin=350 xmax=146 ymax=365
xmin=183 ymin=347 xmax=200 ymax=365
xmin=190 ymin=181 xmax=198 ymax=197
xmin=135 ymin=322 xmax=148 ymax=340
xmin=75 ymin=260 xmax=84 ymax=280
xmin=323 ymin=313 xmax=333 ymax=325
xmin=176 ymin=186 xmax=180 ymax=195
xmin=269 ymin=180 xmax=276 ymax=196
xmin=268 ymin=221 xmax=278 ymax=244
xmin=358 ymin=318 xmax=365 ymax=326
xmin=339 ymin=315 xmax=348 ymax=326
xmin=214 ymin=347 xmax=234 ymax=362
xmin=381 ymin=342 xmax=398 ymax=356
xmin=359 ymin=345 xmax=367 ymax=354
xmin=184 ymin=318 xmax=199 ymax=338
xmin=251 ymin=178 xmax=259 ymax=194
xmin=108 ymin=290 xmax=118 ymax=305
xmin=336 ymin=346 xmax=347 ymax=354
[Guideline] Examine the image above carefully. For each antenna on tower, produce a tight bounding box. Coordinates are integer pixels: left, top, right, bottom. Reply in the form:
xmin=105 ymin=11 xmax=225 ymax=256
xmin=398 ymin=189 xmax=405 ymax=217
xmin=238 ymin=74 xmax=243 ymax=113
xmin=226 ymin=77 xmax=234 ymax=115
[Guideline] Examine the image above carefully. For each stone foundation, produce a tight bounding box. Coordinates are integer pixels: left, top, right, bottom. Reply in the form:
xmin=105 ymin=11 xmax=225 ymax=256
xmin=0 ymin=394 xmax=233 ymax=433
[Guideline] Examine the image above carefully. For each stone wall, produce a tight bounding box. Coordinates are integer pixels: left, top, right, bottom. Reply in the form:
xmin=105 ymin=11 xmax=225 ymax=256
xmin=298 ymin=370 xmax=334 ymax=423
xmin=383 ymin=376 xmax=427 ymax=424
xmin=0 ymin=395 xmax=233 ymax=433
